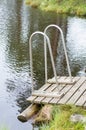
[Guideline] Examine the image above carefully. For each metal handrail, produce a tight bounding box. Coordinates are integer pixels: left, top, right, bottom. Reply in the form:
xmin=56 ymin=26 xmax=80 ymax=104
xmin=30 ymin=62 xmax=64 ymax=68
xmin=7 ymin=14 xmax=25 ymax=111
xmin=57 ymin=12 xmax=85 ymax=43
xmin=29 ymin=31 xmax=58 ymax=92
xmin=44 ymin=24 xmax=72 ymax=82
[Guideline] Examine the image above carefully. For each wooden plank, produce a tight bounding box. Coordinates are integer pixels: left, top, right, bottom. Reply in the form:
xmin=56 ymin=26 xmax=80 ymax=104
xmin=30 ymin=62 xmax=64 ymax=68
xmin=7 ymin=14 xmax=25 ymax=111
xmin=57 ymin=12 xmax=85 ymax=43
xmin=76 ymin=90 xmax=86 ymax=106
xmin=27 ymin=83 xmax=51 ymax=102
xmin=27 ymin=76 xmax=60 ymax=102
xmin=42 ymin=77 xmax=66 ymax=104
xmin=58 ymin=77 xmax=86 ymax=104
xmin=67 ymin=80 xmax=86 ymax=105
xmin=42 ymin=85 xmax=63 ymax=103
xmin=34 ymin=84 xmax=56 ymax=103
xmin=48 ymin=84 xmax=65 ymax=104
xmin=47 ymin=77 xmax=76 ymax=85
xmin=49 ymin=76 xmax=72 ymax=104
xmin=27 ymin=76 xmax=86 ymax=107
xmin=42 ymin=76 xmax=66 ymax=103
xmin=50 ymin=85 xmax=72 ymax=104
xmin=32 ymin=85 xmax=59 ymax=97
xmin=27 ymin=95 xmax=37 ymax=102
xmin=33 ymin=77 xmax=60 ymax=103
xmin=32 ymin=90 xmax=64 ymax=98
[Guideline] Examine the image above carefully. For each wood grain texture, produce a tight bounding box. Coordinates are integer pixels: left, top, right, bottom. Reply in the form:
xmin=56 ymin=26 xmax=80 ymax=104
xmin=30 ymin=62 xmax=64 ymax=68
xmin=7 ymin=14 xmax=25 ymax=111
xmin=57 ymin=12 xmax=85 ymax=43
xmin=27 ymin=76 xmax=86 ymax=107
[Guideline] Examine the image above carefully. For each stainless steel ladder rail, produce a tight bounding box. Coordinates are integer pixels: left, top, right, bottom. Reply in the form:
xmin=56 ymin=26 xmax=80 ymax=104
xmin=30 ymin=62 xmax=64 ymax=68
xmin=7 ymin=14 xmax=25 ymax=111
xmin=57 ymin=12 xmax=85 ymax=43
xmin=29 ymin=31 xmax=58 ymax=92
xmin=44 ymin=24 xmax=72 ymax=82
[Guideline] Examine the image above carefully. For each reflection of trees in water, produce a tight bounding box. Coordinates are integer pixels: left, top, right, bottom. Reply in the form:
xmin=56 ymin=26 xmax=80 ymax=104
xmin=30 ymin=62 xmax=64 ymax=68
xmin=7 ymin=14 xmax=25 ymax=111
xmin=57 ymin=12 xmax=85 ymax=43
xmin=6 ymin=72 xmax=31 ymax=112
xmin=29 ymin=12 xmax=68 ymax=86
xmin=5 ymin=0 xmax=68 ymax=111
xmin=6 ymin=0 xmax=29 ymax=71
xmin=5 ymin=0 xmax=30 ymax=112
xmin=55 ymin=15 xmax=68 ymax=76
xmin=47 ymin=15 xmax=68 ymax=77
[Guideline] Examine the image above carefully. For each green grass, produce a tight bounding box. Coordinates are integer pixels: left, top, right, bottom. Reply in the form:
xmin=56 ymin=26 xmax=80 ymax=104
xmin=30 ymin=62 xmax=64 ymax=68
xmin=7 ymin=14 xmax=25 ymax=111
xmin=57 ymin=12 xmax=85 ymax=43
xmin=0 ymin=125 xmax=9 ymax=130
xmin=25 ymin=0 xmax=41 ymax=8
xmin=40 ymin=105 xmax=86 ymax=130
xmin=25 ymin=0 xmax=86 ymax=16
xmin=0 ymin=127 xmax=9 ymax=130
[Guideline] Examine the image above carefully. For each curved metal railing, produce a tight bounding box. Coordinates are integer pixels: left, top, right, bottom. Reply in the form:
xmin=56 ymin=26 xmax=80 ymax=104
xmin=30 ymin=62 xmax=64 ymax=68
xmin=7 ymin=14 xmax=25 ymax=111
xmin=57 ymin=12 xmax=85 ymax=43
xmin=44 ymin=24 xmax=72 ymax=82
xmin=29 ymin=31 xmax=58 ymax=92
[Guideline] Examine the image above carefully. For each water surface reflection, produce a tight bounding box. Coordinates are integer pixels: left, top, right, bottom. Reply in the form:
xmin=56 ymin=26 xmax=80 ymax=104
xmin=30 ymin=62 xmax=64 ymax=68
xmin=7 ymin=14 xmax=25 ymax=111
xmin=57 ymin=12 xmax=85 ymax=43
xmin=67 ymin=17 xmax=86 ymax=75
xmin=0 ymin=0 xmax=86 ymax=130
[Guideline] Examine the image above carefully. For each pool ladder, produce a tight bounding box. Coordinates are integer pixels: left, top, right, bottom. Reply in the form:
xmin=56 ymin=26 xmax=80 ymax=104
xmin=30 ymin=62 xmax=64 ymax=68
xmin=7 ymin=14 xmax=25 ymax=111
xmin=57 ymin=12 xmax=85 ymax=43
xmin=29 ymin=24 xmax=75 ymax=97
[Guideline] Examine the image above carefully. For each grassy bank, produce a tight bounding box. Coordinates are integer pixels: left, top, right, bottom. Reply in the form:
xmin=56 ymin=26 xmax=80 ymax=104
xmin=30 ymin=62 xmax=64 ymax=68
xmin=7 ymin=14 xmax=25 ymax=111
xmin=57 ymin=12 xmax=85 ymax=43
xmin=40 ymin=105 xmax=86 ymax=130
xmin=0 ymin=126 xmax=9 ymax=130
xmin=25 ymin=0 xmax=86 ymax=16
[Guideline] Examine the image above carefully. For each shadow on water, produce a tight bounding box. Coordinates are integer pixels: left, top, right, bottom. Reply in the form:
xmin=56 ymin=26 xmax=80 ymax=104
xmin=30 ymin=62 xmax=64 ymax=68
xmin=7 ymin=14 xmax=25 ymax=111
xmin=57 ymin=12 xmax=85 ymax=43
xmin=0 ymin=0 xmax=86 ymax=130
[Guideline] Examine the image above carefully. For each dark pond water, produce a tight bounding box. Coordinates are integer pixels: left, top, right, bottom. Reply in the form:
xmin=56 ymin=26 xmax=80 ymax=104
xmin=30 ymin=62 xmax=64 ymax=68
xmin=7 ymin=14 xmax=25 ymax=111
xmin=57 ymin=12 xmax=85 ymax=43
xmin=0 ymin=0 xmax=86 ymax=130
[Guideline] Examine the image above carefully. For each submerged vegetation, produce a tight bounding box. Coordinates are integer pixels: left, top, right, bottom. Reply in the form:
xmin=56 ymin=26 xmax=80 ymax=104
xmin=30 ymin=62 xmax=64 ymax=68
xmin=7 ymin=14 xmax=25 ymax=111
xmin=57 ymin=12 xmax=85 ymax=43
xmin=40 ymin=105 xmax=86 ymax=130
xmin=25 ymin=0 xmax=86 ymax=16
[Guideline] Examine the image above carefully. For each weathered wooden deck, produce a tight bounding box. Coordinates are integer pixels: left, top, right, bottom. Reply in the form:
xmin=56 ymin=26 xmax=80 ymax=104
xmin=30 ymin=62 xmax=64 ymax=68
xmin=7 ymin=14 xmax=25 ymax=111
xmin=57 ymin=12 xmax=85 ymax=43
xmin=27 ymin=76 xmax=86 ymax=107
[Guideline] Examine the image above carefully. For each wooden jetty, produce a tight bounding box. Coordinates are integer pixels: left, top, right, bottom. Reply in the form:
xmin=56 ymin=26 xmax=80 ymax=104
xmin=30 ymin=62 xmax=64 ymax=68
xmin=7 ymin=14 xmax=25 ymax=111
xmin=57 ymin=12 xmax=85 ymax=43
xmin=27 ymin=76 xmax=86 ymax=107
xmin=27 ymin=26 xmax=86 ymax=108
xmin=18 ymin=27 xmax=86 ymax=123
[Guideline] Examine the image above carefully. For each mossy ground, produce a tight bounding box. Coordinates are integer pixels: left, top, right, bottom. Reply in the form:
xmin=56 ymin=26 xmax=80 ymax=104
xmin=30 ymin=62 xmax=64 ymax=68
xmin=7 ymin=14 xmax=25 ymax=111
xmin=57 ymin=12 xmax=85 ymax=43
xmin=39 ymin=105 xmax=86 ymax=130
xmin=25 ymin=0 xmax=86 ymax=16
